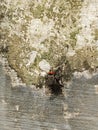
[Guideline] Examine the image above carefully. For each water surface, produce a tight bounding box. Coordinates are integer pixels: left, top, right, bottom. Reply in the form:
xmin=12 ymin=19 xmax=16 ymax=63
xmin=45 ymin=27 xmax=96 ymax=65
xmin=0 ymin=63 xmax=98 ymax=130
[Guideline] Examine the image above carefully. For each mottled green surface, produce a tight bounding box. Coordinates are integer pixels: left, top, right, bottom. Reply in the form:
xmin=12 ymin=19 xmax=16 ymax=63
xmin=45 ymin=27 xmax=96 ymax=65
xmin=0 ymin=0 xmax=98 ymax=84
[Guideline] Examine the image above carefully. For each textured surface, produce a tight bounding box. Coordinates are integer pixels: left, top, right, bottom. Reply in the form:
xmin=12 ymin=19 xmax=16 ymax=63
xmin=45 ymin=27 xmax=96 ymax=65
xmin=0 ymin=0 xmax=98 ymax=129
xmin=0 ymin=63 xmax=98 ymax=130
xmin=0 ymin=0 xmax=98 ymax=84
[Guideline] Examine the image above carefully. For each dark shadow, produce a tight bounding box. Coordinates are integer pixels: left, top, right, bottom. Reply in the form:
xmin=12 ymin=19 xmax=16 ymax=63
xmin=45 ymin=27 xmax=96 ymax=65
xmin=47 ymin=83 xmax=63 ymax=95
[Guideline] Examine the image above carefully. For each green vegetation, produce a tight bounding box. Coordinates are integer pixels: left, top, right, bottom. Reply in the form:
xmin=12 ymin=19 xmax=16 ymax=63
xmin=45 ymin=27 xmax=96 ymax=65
xmin=1 ymin=0 xmax=98 ymax=85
